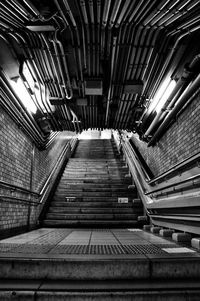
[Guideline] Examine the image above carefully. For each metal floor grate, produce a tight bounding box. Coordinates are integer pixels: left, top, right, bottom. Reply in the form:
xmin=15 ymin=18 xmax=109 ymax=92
xmin=0 ymin=244 xmax=171 ymax=255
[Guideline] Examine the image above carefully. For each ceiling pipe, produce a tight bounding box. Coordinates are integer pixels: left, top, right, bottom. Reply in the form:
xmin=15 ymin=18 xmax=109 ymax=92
xmin=133 ymin=0 xmax=156 ymax=25
xmin=102 ymin=0 xmax=112 ymax=27
xmin=105 ymin=36 xmax=117 ymax=127
xmin=8 ymin=0 xmax=32 ymax=20
xmin=149 ymin=0 xmax=182 ymax=26
xmin=115 ymin=0 xmax=132 ymax=27
xmin=79 ymin=0 xmax=88 ymax=24
xmin=54 ymin=0 xmax=83 ymax=95
xmin=54 ymin=32 xmax=73 ymax=99
xmin=89 ymin=0 xmax=94 ymax=24
xmin=109 ymin=0 xmax=123 ymax=27
xmin=128 ymin=0 xmax=150 ymax=24
xmin=0 ymin=4 xmax=26 ymax=24
xmin=41 ymin=33 xmax=63 ymax=97
xmin=62 ymin=0 xmax=84 ymax=90
xmin=0 ymin=11 xmax=22 ymax=28
xmin=156 ymin=0 xmax=199 ymax=27
xmin=148 ymin=69 xmax=200 ymax=146
xmin=21 ymin=0 xmax=43 ymax=19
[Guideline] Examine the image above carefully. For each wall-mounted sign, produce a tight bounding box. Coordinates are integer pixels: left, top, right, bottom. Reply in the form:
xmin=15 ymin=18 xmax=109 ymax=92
xmin=118 ymin=197 xmax=128 ymax=203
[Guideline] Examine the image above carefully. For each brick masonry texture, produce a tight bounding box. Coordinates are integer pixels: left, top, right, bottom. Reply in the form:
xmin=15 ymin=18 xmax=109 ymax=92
xmin=0 ymin=106 xmax=72 ymax=233
xmin=131 ymin=93 xmax=200 ymax=177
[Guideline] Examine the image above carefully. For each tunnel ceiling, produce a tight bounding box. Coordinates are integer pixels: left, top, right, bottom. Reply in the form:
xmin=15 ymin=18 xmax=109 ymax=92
xmin=1 ymin=0 xmax=200 ymax=135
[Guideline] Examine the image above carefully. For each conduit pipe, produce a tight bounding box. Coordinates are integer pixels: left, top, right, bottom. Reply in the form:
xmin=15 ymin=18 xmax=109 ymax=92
xmin=115 ymin=0 xmax=132 ymax=27
xmin=8 ymin=0 xmax=31 ymax=20
xmin=0 ymin=4 xmax=26 ymax=24
xmin=109 ymin=0 xmax=122 ymax=27
xmin=77 ymin=0 xmax=87 ymax=71
xmin=50 ymin=35 xmax=71 ymax=121
xmin=54 ymin=32 xmax=73 ymax=99
xmin=97 ymin=0 xmax=101 ymax=24
xmin=54 ymin=0 xmax=83 ymax=94
xmin=102 ymin=0 xmax=112 ymax=27
xmin=128 ymin=0 xmax=149 ymax=24
xmin=133 ymin=0 xmax=156 ymax=25
xmin=105 ymin=36 xmax=117 ymax=126
xmin=143 ymin=0 xmax=168 ymax=26
xmin=21 ymin=0 xmax=43 ymax=19
xmin=148 ymin=71 xmax=200 ymax=146
xmin=62 ymin=0 xmax=84 ymax=91
xmin=41 ymin=34 xmax=61 ymax=96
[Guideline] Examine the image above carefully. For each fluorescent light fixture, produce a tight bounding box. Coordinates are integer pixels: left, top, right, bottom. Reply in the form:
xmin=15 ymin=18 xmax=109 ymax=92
xmin=10 ymin=77 xmax=37 ymax=114
xmin=20 ymin=61 xmax=35 ymax=93
xmin=155 ymin=79 xmax=176 ymax=113
xmin=148 ymin=77 xmax=176 ymax=114
xmin=26 ymin=25 xmax=56 ymax=32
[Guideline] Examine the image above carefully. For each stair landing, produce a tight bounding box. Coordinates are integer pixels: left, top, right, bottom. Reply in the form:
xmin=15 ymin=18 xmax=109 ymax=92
xmin=0 ymin=228 xmax=199 ymax=273
xmin=0 ymin=228 xmax=200 ymax=299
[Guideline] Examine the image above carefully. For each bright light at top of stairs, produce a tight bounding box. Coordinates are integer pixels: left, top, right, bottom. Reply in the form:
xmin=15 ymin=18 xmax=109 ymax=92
xmin=78 ymin=129 xmax=112 ymax=139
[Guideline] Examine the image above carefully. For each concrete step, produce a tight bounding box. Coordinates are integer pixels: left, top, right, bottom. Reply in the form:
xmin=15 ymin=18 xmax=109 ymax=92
xmin=0 ymin=279 xmax=200 ymax=300
xmin=57 ymin=183 xmax=129 ymax=189
xmin=42 ymin=219 xmax=141 ymax=227
xmin=52 ymin=196 xmax=140 ymax=202
xmin=46 ymin=213 xmax=138 ymax=220
xmin=55 ymin=187 xmax=135 ymax=193
xmin=49 ymin=207 xmax=142 ymax=214
xmin=54 ymin=192 xmax=136 ymax=197
xmin=58 ymin=179 xmax=132 ymax=184
xmin=50 ymin=201 xmax=140 ymax=208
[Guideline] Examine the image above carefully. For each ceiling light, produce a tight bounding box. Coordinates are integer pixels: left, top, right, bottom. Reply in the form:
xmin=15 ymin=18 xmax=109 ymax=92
xmin=155 ymin=79 xmax=176 ymax=113
xmin=10 ymin=77 xmax=37 ymax=114
xmin=148 ymin=77 xmax=176 ymax=114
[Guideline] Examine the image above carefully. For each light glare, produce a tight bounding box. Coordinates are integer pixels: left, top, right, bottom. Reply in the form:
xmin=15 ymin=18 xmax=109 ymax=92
xmin=10 ymin=77 xmax=37 ymax=114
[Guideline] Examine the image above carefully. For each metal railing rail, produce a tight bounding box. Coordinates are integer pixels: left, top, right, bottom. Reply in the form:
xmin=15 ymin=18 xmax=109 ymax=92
xmin=147 ymin=152 xmax=200 ymax=185
xmin=0 ymin=181 xmax=39 ymax=196
xmin=0 ymin=196 xmax=39 ymax=205
xmin=145 ymin=173 xmax=200 ymax=196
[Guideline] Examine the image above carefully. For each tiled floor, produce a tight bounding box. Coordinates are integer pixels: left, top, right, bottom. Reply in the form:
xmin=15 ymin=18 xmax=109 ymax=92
xmin=0 ymin=228 xmax=198 ymax=258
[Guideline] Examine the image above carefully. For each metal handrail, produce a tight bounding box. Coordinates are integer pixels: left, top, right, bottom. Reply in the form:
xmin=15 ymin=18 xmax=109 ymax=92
xmin=0 ymin=181 xmax=39 ymax=196
xmin=147 ymin=151 xmax=200 ymax=185
xmin=0 ymin=196 xmax=39 ymax=205
xmin=145 ymin=173 xmax=200 ymax=195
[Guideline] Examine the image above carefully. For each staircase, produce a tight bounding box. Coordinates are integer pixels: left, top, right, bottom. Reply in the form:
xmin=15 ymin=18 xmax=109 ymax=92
xmin=1 ymin=139 xmax=200 ymax=300
xmin=42 ymin=139 xmax=143 ymax=228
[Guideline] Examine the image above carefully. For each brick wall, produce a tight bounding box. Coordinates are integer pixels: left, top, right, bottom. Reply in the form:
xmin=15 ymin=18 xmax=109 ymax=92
xmin=130 ymin=92 xmax=200 ymax=177
xmin=0 ymin=106 xmax=73 ymax=236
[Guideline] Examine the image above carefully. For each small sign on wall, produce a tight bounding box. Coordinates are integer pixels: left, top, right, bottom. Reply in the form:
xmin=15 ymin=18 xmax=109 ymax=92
xmin=118 ymin=197 xmax=129 ymax=203
xmin=65 ymin=197 xmax=76 ymax=202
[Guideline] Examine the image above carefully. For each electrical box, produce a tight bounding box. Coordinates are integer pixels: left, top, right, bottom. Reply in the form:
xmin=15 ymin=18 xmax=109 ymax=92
xmin=124 ymin=80 xmax=143 ymax=94
xmin=85 ymin=80 xmax=103 ymax=95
